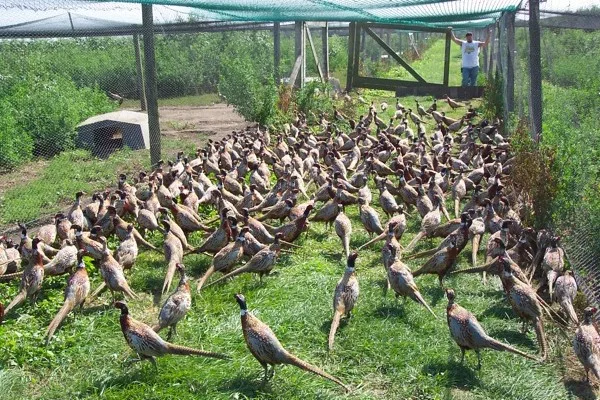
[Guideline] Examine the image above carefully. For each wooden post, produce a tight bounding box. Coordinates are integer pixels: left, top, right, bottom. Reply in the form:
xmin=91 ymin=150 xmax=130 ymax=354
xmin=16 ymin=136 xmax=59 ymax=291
xmin=142 ymin=4 xmax=161 ymax=166
xmin=133 ymin=33 xmax=146 ymax=111
xmin=506 ymin=12 xmax=516 ymax=113
xmin=306 ymin=26 xmax=324 ymax=82
xmin=488 ymin=24 xmax=496 ymax=78
xmin=274 ymin=22 xmax=281 ymax=85
xmin=346 ymin=22 xmax=357 ymax=91
xmin=443 ymin=30 xmax=451 ymax=86
xmin=352 ymin=23 xmax=361 ymax=84
xmin=321 ymin=23 xmax=329 ymax=81
xmin=529 ymin=1 xmax=543 ymax=141
xmin=294 ymin=21 xmax=305 ymax=88
xmin=482 ymin=29 xmax=489 ymax=74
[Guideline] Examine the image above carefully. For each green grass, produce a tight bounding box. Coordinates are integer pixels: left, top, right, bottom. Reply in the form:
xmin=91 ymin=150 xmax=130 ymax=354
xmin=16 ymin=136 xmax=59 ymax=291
xmin=0 ymin=138 xmax=196 ymax=227
xmin=0 ymin=95 xmax=575 ymax=400
xmin=121 ymin=94 xmax=221 ymax=109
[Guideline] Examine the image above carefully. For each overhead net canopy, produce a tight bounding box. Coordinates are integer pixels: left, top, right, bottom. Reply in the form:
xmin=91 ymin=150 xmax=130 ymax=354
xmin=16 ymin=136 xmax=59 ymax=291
xmin=0 ymin=0 xmax=522 ymax=36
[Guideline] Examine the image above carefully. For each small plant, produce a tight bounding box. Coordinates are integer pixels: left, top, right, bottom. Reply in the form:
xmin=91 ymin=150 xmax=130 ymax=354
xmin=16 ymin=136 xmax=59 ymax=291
xmin=293 ymin=81 xmax=334 ymax=123
xmin=482 ymin=69 xmax=504 ymax=120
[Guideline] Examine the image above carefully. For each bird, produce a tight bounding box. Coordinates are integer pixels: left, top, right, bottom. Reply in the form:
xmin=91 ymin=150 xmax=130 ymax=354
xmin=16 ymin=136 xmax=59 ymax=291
xmin=153 ymin=263 xmax=191 ymax=341
xmin=386 ymin=244 xmax=436 ymax=317
xmin=334 ymin=204 xmax=352 ymax=259
xmin=328 ymin=252 xmax=360 ymax=351
xmin=502 ymin=262 xmax=548 ymax=360
xmin=358 ymin=197 xmax=384 ymax=237
xmin=234 ymin=293 xmax=349 ymax=390
xmin=555 ymin=270 xmax=578 ymax=325
xmin=445 ymin=95 xmax=463 ymax=110
xmin=542 ymin=236 xmax=564 ymax=302
xmin=115 ymin=301 xmax=229 ymax=369
xmin=412 ymin=237 xmax=460 ymax=287
xmin=445 ymin=288 xmax=537 ymax=369
xmin=197 ymin=228 xmax=246 ymax=291
xmin=4 ymin=238 xmax=45 ymax=316
xmin=45 ymin=253 xmax=91 ymax=343
xmin=573 ymin=307 xmax=600 ymax=382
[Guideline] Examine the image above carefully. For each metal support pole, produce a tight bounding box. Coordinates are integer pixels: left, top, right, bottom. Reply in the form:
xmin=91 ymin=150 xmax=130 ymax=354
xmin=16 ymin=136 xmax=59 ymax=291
xmin=321 ymin=23 xmax=329 ymax=81
xmin=529 ymin=0 xmax=543 ymax=141
xmin=274 ymin=22 xmax=281 ymax=85
xmin=142 ymin=4 xmax=161 ymax=166
xmin=346 ymin=22 xmax=357 ymax=92
xmin=482 ymin=29 xmax=489 ymax=74
xmin=443 ymin=30 xmax=451 ymax=86
xmin=488 ymin=25 xmax=496 ymax=78
xmin=133 ymin=33 xmax=146 ymax=111
xmin=506 ymin=12 xmax=516 ymax=113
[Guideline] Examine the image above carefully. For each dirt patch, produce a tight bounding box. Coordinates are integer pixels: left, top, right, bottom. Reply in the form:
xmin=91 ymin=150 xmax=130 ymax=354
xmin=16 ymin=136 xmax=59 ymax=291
xmin=0 ymin=160 xmax=49 ymax=197
xmin=158 ymin=103 xmax=249 ymax=147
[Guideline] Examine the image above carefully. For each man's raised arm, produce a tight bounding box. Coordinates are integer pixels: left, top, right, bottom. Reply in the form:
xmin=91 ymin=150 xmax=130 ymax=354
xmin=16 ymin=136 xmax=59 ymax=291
xmin=448 ymin=28 xmax=463 ymax=46
xmin=479 ymin=27 xmax=493 ymax=47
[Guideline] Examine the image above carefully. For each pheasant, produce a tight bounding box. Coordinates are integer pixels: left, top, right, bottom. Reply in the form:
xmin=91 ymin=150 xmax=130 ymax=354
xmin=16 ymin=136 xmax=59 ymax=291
xmin=412 ymin=237 xmax=460 ymax=287
xmin=405 ymin=195 xmax=443 ymax=253
xmin=266 ymin=204 xmax=313 ymax=243
xmin=67 ymin=191 xmax=86 ymax=228
xmin=358 ymin=197 xmax=384 ymax=237
xmin=555 ymin=270 xmax=578 ymax=325
xmin=387 ymin=244 xmax=436 ymax=317
xmin=234 ymin=293 xmax=348 ymax=390
xmin=334 ymin=204 xmax=353 ymax=259
xmin=115 ymin=224 xmax=139 ymax=270
xmin=115 ymin=301 xmax=229 ymax=369
xmin=445 ymin=288 xmax=537 ymax=369
xmin=502 ymin=262 xmax=548 ymax=360
xmin=573 ymin=307 xmax=600 ymax=382
xmin=445 ymin=95 xmax=463 ymax=110
xmin=153 ymin=264 xmax=191 ymax=341
xmin=161 ymin=220 xmax=184 ymax=294
xmin=542 ymin=236 xmax=564 ymax=302
xmin=196 ymin=228 xmax=246 ymax=291
xmin=329 ymin=252 xmax=360 ymax=351
xmin=97 ymin=237 xmax=137 ymax=301
xmin=205 ymin=233 xmax=283 ymax=287
xmin=45 ymin=254 xmax=91 ymax=343
xmin=4 ymin=238 xmax=45 ymax=316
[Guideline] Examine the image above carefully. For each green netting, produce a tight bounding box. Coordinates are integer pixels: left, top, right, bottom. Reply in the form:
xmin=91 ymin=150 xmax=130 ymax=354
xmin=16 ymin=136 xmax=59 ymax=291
xmin=1 ymin=0 xmax=523 ymax=28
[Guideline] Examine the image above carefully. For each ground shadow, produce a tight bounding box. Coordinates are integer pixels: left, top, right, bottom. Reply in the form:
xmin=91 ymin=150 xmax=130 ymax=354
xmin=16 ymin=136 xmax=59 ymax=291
xmin=422 ymin=359 xmax=481 ymax=390
xmin=564 ymin=378 xmax=597 ymax=400
xmin=490 ymin=328 xmax=537 ymax=350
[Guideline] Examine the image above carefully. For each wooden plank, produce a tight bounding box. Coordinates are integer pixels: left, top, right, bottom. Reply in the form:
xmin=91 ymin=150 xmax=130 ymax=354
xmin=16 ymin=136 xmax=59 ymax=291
xmin=506 ymin=12 xmax=516 ymax=113
xmin=322 ymin=23 xmax=329 ymax=81
xmin=443 ymin=31 xmax=451 ymax=86
xmin=363 ymin=26 xmax=426 ymax=83
xmin=289 ymin=55 xmax=303 ymax=88
xmin=294 ymin=21 xmax=305 ymax=88
xmin=274 ymin=22 xmax=281 ymax=85
xmin=366 ymin=22 xmax=448 ymax=33
xmin=529 ymin=2 xmax=543 ymax=141
xmin=488 ymin=24 xmax=496 ymax=78
xmin=345 ymin=22 xmax=356 ymax=91
xmin=305 ymin=26 xmax=325 ymax=82
xmin=133 ymin=33 xmax=146 ymax=111
xmin=142 ymin=4 xmax=161 ymax=166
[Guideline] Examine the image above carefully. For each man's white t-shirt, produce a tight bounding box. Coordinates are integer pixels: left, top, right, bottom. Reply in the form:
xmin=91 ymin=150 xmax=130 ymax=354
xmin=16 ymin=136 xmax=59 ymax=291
xmin=461 ymin=40 xmax=482 ymax=68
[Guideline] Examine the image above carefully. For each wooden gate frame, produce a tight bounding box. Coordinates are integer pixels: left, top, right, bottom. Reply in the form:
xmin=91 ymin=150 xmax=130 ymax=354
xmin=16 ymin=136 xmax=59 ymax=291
xmin=345 ymin=22 xmax=484 ymax=98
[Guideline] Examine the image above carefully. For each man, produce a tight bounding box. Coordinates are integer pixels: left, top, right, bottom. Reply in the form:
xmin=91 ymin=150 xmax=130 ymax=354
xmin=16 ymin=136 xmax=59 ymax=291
xmin=450 ymin=28 xmax=492 ymax=87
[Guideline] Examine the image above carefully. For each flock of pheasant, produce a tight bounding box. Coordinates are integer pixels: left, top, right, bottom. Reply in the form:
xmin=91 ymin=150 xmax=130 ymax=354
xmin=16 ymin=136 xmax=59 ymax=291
xmin=0 ymin=94 xmax=599 ymax=393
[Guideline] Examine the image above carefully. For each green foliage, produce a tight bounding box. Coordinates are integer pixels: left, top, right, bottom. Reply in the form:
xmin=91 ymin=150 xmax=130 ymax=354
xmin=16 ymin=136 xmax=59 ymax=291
xmin=293 ymin=81 xmax=335 ymax=122
xmin=482 ymin=69 xmax=504 ymax=119
xmin=218 ymin=33 xmax=278 ymax=125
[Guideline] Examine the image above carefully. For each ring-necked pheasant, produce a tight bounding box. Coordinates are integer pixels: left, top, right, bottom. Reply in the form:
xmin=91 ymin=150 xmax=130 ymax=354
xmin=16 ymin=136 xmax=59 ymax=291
xmin=4 ymin=238 xmax=45 ymax=316
xmin=45 ymin=253 xmax=91 ymax=343
xmin=115 ymin=301 xmax=229 ymax=369
xmin=234 ymin=293 xmax=349 ymax=391
xmin=555 ymin=270 xmax=578 ymax=325
xmin=334 ymin=204 xmax=352 ymax=259
xmin=573 ymin=307 xmax=600 ymax=382
xmin=329 ymin=252 xmax=360 ymax=351
xmin=445 ymin=288 xmax=537 ymax=369
xmin=502 ymin=262 xmax=548 ymax=361
xmin=412 ymin=237 xmax=460 ymax=287
xmin=197 ymin=228 xmax=246 ymax=291
xmin=153 ymin=264 xmax=191 ymax=341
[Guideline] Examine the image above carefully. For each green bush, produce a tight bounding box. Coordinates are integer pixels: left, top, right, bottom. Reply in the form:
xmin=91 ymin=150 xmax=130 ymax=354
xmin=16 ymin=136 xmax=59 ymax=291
xmin=294 ymin=81 xmax=335 ymax=122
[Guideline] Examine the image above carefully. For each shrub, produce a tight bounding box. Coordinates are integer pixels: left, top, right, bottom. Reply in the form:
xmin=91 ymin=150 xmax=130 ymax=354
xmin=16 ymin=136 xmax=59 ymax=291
xmin=482 ymin=69 xmax=504 ymax=119
xmin=294 ymin=81 xmax=335 ymax=122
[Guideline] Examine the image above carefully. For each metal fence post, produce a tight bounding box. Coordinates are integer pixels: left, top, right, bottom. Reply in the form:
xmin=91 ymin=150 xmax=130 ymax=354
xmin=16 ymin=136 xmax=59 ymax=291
xmin=142 ymin=4 xmax=161 ymax=166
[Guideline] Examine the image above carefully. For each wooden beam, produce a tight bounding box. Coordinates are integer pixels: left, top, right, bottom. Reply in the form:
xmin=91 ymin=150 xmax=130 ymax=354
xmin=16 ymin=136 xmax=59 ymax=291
xmin=274 ymin=22 xmax=281 ymax=85
xmin=366 ymin=22 xmax=448 ymax=33
xmin=305 ymin=26 xmax=324 ymax=82
xmin=488 ymin=24 xmax=496 ymax=78
xmin=294 ymin=21 xmax=305 ymax=88
xmin=354 ymin=76 xmax=443 ymax=90
xmin=142 ymin=4 xmax=161 ymax=166
xmin=133 ymin=33 xmax=146 ymax=111
xmin=529 ymin=2 xmax=543 ymax=141
xmin=506 ymin=12 xmax=516 ymax=113
xmin=289 ymin=55 xmax=303 ymax=88
xmin=322 ymin=23 xmax=329 ymax=81
xmin=363 ymin=26 xmax=426 ymax=83
xmin=443 ymin=30 xmax=451 ymax=86
xmin=352 ymin=23 xmax=361 ymax=86
xmin=345 ymin=22 xmax=357 ymax=92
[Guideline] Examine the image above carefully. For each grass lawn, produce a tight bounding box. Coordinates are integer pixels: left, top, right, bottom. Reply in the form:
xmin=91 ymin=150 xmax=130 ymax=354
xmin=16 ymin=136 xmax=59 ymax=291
xmin=0 ymin=92 xmax=576 ymax=400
